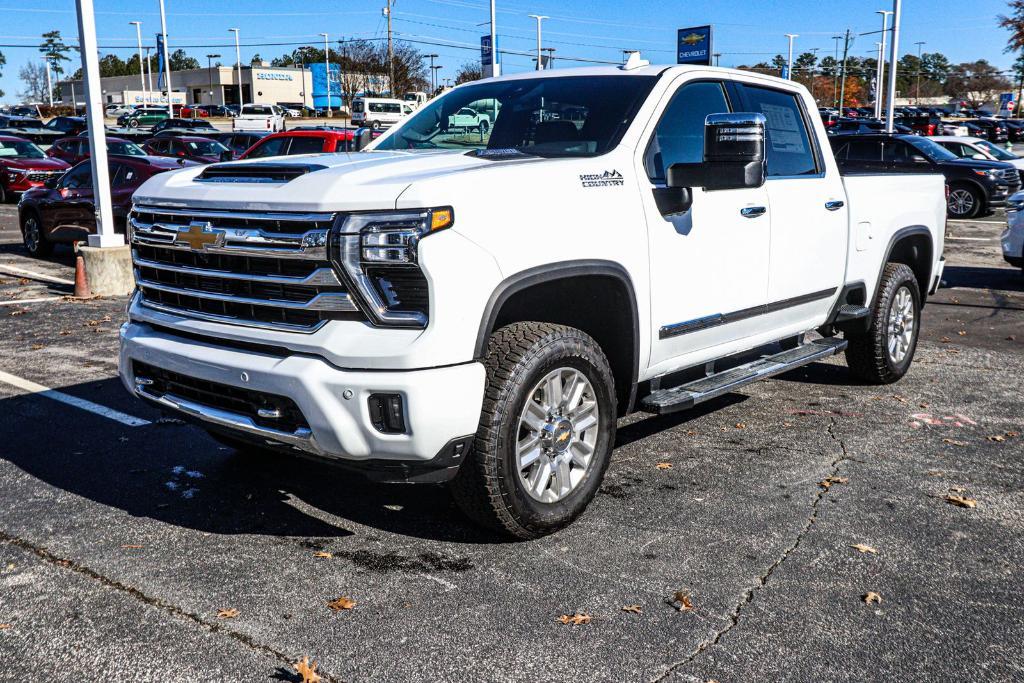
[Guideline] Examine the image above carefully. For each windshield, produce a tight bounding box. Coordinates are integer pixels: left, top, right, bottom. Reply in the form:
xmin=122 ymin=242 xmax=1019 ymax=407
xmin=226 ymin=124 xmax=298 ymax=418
xmin=243 ymin=105 xmax=273 ymax=115
xmin=976 ymin=140 xmax=1017 ymax=160
xmin=108 ymin=140 xmax=146 ymax=156
xmin=185 ymin=140 xmax=228 ymax=155
xmin=375 ymin=75 xmax=658 ymax=158
xmin=906 ymin=137 xmax=959 ymax=162
xmin=0 ymin=139 xmax=45 ymax=159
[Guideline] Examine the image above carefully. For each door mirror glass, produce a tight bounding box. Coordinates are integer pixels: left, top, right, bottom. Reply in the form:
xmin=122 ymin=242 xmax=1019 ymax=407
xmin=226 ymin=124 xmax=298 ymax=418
xmin=971 ymin=152 xmax=987 ymax=160
xmin=667 ymin=112 xmax=767 ymax=192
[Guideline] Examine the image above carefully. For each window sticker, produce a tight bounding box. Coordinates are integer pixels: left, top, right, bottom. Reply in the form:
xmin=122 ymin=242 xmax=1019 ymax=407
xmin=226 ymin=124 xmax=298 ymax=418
xmin=759 ymin=103 xmax=806 ymax=155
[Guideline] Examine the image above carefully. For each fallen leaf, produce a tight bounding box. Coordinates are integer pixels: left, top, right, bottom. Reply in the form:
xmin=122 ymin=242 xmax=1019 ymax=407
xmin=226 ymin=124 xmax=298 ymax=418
xmin=1008 ymin=431 xmax=1020 ymax=438
xmin=120 ymin=544 xmax=143 ymax=549
xmin=217 ymin=608 xmax=239 ymax=619
xmin=0 ymin=624 xmax=10 ymax=629
xmin=735 ymin=423 xmax=746 ymax=429
xmin=819 ymin=476 xmax=849 ymax=490
xmin=940 ymin=336 xmax=952 ymax=343
xmin=892 ymin=395 xmax=908 ymax=403
xmin=17 ymin=278 xmax=29 ymax=285
xmin=957 ymin=330 xmax=967 ymax=336
xmin=556 ymin=613 xmax=592 ymax=625
xmin=670 ymin=590 xmax=694 ymax=612
xmin=850 ymin=543 xmax=878 ymax=554
xmin=313 ymin=551 xmax=333 ymax=559
xmin=621 ymin=605 xmax=643 ymax=614
xmin=59 ymin=330 xmax=72 ymax=336
xmin=294 ymin=657 xmax=321 ymax=683
xmin=945 ymin=495 xmax=977 ymax=509
xmin=863 ymin=592 xmax=883 ymax=605
xmin=1008 ymin=335 xmax=1016 ymax=341
xmin=8 ymin=309 xmax=29 ymax=316
xmin=30 ymin=344 xmax=44 ymax=350
xmin=327 ymin=597 xmax=356 ymax=611
xmin=987 ymin=435 xmax=1006 ymax=443
xmin=942 ymin=438 xmax=968 ymax=447
xmin=655 ymin=462 xmax=673 ymax=470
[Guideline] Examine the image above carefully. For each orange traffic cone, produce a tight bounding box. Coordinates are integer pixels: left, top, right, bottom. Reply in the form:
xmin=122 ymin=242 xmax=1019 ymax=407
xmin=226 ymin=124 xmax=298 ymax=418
xmin=73 ymin=252 xmax=92 ymax=299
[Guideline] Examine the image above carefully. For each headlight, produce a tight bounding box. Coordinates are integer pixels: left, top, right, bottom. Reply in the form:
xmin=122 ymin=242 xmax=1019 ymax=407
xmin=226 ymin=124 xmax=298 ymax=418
xmin=973 ymin=168 xmax=999 ymax=179
xmin=331 ymin=208 xmax=453 ymax=327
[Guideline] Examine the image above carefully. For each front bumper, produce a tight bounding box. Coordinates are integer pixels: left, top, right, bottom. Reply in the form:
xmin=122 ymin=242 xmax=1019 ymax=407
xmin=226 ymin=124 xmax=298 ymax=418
xmin=119 ymin=322 xmax=487 ymax=480
xmin=1003 ymin=212 xmax=1024 ymax=266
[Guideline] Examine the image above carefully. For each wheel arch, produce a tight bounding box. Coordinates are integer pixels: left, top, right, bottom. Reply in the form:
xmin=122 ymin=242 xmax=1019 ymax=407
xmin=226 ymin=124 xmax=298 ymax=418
xmin=475 ymin=260 xmax=640 ymax=416
xmin=876 ymin=226 xmax=934 ymax=306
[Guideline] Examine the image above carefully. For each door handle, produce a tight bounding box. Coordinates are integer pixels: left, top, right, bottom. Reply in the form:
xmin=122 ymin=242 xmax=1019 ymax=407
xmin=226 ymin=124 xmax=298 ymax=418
xmin=825 ymin=200 xmax=845 ymax=211
xmin=740 ymin=206 xmax=767 ymax=218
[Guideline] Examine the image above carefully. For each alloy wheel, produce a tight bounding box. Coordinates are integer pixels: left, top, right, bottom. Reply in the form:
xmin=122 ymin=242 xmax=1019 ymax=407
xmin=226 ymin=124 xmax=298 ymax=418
xmin=887 ymin=285 xmax=916 ymax=364
xmin=948 ymin=188 xmax=975 ymax=217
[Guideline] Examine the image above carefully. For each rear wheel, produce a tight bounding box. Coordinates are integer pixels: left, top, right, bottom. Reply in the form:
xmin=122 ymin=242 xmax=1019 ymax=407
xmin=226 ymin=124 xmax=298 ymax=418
xmin=21 ymin=212 xmax=53 ymax=257
xmin=450 ymin=322 xmax=616 ymax=539
xmin=370 ymin=120 xmax=382 ymax=131
xmin=947 ymin=183 xmax=980 ymax=219
xmin=845 ymin=262 xmax=921 ymax=384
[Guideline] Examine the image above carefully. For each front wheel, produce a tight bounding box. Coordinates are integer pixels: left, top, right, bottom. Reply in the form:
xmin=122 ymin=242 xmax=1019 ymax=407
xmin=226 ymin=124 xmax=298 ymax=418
xmin=127 ymin=119 xmax=139 ymax=129
xmin=450 ymin=322 xmax=616 ymax=539
xmin=21 ymin=213 xmax=53 ymax=257
xmin=845 ymin=262 xmax=921 ymax=384
xmin=477 ymin=120 xmax=489 ymax=133
xmin=947 ymin=183 xmax=980 ymax=219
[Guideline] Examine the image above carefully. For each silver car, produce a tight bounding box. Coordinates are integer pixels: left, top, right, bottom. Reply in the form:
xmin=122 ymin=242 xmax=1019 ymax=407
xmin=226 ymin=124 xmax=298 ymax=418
xmin=1004 ymin=192 xmax=1024 ymax=272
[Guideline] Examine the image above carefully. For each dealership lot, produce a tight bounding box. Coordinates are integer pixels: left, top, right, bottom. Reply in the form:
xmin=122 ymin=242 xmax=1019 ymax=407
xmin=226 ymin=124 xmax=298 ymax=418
xmin=0 ymin=203 xmax=1021 ymax=681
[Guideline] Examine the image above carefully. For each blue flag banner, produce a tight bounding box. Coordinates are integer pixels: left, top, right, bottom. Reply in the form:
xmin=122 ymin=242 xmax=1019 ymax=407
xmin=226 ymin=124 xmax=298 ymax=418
xmin=156 ymin=33 xmax=166 ymax=90
xmin=677 ymin=25 xmax=713 ymax=66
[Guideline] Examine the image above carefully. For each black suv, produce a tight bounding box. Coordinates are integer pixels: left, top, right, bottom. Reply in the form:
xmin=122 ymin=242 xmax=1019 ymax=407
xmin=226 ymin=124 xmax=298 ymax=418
xmin=967 ymin=119 xmax=1009 ymax=143
xmin=150 ymin=118 xmax=220 ymax=138
xmin=830 ymin=133 xmax=1020 ymax=218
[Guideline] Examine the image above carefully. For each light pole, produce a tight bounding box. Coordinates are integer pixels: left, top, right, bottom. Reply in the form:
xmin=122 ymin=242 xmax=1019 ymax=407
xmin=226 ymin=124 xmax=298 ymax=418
xmin=785 ymin=34 xmax=798 ymax=80
xmin=144 ymin=46 xmax=153 ymax=102
xmin=809 ymin=47 xmax=820 ymax=101
xmin=544 ymin=47 xmax=556 ymax=70
xmin=831 ymin=34 xmax=842 ymax=107
xmin=158 ymin=0 xmax=173 ymax=116
xmin=432 ymin=65 xmax=443 ymax=92
xmin=489 ymin=0 xmax=498 ymax=76
xmin=529 ymin=15 xmax=549 ymax=71
xmin=206 ymin=54 xmax=220 ymax=108
xmin=426 ymin=53 xmax=438 ymax=93
xmin=44 ymin=57 xmax=53 ymax=107
xmin=884 ymin=0 xmax=902 ymax=132
xmin=129 ymin=21 xmax=145 ymax=104
xmin=320 ymin=32 xmax=332 ymax=118
xmin=229 ymin=28 xmax=243 ymax=108
xmin=713 ymin=52 xmax=721 ymax=67
xmin=914 ymin=40 xmax=926 ymax=104
xmin=875 ymin=10 xmax=892 ymax=118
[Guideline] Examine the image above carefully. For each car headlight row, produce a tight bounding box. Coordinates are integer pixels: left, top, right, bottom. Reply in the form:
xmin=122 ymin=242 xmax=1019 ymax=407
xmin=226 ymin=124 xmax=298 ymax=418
xmin=330 ymin=208 xmax=453 ymax=328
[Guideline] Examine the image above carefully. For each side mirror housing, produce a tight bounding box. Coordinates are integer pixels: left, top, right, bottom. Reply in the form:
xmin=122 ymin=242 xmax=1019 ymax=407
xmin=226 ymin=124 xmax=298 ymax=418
xmin=667 ymin=113 xmax=767 ymax=192
xmin=43 ymin=176 xmax=61 ymax=190
xmin=351 ymin=127 xmax=373 ymax=152
xmin=219 ymin=150 xmax=234 ymax=162
xmin=971 ymin=153 xmax=987 ymax=160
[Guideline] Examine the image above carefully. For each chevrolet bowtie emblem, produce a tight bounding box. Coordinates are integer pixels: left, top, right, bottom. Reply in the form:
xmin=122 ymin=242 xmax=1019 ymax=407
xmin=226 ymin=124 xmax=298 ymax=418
xmin=556 ymin=431 xmax=571 ymax=443
xmin=681 ymin=32 xmax=705 ymax=46
xmin=176 ymin=221 xmax=221 ymax=250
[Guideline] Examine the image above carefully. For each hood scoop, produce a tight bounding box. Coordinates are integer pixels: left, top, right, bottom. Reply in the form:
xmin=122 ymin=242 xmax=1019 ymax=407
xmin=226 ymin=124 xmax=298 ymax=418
xmin=196 ymin=162 xmax=327 ymax=184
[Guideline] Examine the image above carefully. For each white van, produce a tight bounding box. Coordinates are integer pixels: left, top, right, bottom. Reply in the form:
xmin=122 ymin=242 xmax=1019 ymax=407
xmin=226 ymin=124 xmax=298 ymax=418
xmin=351 ymin=97 xmax=415 ymax=130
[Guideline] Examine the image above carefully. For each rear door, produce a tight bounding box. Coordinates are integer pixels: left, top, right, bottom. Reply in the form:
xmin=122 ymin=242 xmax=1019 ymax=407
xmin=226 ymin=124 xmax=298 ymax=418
xmin=736 ymin=83 xmax=846 ymax=329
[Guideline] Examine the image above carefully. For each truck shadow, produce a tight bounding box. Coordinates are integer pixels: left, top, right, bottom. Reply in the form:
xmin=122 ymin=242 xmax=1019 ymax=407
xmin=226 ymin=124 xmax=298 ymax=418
xmin=941 ymin=265 xmax=1024 ymax=293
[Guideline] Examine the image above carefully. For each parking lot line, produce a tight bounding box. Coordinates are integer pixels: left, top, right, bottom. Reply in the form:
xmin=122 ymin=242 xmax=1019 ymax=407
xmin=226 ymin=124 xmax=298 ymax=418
xmin=0 ymin=369 xmax=150 ymax=427
xmin=946 ymin=219 xmax=1006 ymax=225
xmin=945 ymin=236 xmax=994 ymax=242
xmin=0 ymin=297 xmax=64 ymax=306
xmin=0 ymin=264 xmax=75 ymax=286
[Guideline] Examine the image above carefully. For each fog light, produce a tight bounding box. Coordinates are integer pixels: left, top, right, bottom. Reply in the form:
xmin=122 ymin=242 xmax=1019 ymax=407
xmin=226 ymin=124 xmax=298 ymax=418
xmin=368 ymin=393 xmax=406 ymax=434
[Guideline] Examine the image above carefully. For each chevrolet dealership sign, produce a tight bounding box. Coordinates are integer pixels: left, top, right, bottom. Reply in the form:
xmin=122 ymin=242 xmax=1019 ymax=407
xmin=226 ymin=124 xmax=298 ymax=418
xmin=677 ymin=25 xmax=713 ymax=66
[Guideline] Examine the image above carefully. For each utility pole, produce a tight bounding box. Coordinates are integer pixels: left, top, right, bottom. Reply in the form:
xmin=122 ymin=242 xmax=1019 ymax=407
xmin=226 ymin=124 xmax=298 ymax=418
xmin=158 ymin=0 xmax=173 ymax=116
xmin=432 ymin=65 xmax=442 ymax=92
xmin=320 ymin=33 xmax=332 ymax=117
xmin=144 ymin=47 xmax=153 ymax=101
xmin=427 ymin=53 xmax=438 ymax=93
xmin=884 ymin=0 xmax=901 ymax=132
xmin=914 ymin=40 xmax=926 ymax=104
xmin=384 ymin=0 xmax=394 ymax=95
xmin=839 ymin=29 xmax=852 ymax=111
xmin=44 ymin=57 xmax=53 ymax=107
xmin=544 ymin=48 xmax=556 ymax=69
xmin=229 ymin=28 xmax=243 ymax=107
xmin=874 ymin=10 xmax=892 ymax=119
xmin=831 ymin=34 xmax=842 ymax=107
xmin=130 ymin=21 xmax=145 ymax=103
xmin=529 ymin=15 xmax=549 ymax=70
xmin=713 ymin=52 xmax=721 ymax=67
xmin=784 ymin=34 xmax=798 ymax=80
xmin=809 ymin=47 xmax=820 ymax=101
xmin=489 ymin=0 xmax=498 ymax=77
xmin=206 ymin=53 xmax=220 ymax=107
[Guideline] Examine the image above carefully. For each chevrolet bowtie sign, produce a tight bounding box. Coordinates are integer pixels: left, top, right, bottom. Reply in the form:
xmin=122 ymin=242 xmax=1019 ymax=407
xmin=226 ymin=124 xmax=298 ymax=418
xmin=175 ymin=222 xmax=222 ymax=250
xmin=677 ymin=25 xmax=713 ymax=66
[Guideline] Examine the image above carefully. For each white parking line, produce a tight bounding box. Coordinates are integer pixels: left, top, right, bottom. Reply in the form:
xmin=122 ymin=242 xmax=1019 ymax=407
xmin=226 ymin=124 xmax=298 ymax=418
xmin=0 ymin=369 xmax=150 ymax=427
xmin=0 ymin=297 xmax=64 ymax=306
xmin=947 ymin=220 xmax=1006 ymax=225
xmin=946 ymin=236 xmax=994 ymax=242
xmin=0 ymin=264 xmax=74 ymax=286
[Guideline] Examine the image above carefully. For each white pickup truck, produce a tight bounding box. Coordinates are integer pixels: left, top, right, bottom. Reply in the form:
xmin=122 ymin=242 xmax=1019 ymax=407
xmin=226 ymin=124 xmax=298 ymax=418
xmin=120 ymin=61 xmax=946 ymax=539
xmin=232 ymin=104 xmax=287 ymax=132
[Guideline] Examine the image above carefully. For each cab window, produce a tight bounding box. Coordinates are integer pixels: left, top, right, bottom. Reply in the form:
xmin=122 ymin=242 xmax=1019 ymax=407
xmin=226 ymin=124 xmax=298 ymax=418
xmin=59 ymin=164 xmax=93 ymax=190
xmin=645 ymin=81 xmax=730 ymax=182
xmin=739 ymin=85 xmax=818 ymax=177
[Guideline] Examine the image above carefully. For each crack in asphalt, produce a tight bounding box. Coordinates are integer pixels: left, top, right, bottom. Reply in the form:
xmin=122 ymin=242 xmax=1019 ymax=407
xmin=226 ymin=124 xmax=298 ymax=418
xmin=649 ymin=417 xmax=852 ymax=682
xmin=0 ymin=530 xmax=342 ymax=683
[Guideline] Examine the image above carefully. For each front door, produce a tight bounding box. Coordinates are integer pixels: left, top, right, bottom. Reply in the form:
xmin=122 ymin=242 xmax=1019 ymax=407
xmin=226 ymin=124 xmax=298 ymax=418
xmin=637 ymin=78 xmax=772 ymax=374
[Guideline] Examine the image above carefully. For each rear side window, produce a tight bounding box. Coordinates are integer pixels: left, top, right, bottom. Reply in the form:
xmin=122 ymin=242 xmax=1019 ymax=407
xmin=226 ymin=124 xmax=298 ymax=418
xmin=645 ymin=81 xmax=730 ymax=181
xmin=836 ymin=139 xmax=883 ymax=161
xmin=246 ymin=137 xmax=288 ymax=159
xmin=287 ymin=136 xmax=326 ymax=155
xmin=741 ymin=85 xmax=818 ymax=177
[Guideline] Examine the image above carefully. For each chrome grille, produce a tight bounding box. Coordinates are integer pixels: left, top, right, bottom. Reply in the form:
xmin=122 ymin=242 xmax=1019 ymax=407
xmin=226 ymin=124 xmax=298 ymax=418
xmin=25 ymin=170 xmax=64 ymax=182
xmin=129 ymin=205 xmax=362 ymax=332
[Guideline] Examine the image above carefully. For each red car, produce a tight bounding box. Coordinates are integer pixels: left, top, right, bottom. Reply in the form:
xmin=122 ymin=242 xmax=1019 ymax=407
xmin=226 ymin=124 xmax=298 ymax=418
xmin=178 ymin=105 xmax=210 ymax=118
xmin=0 ymin=135 xmax=71 ymax=203
xmin=18 ymin=155 xmax=200 ymax=257
xmin=239 ymin=127 xmax=357 ymax=159
xmin=143 ymin=135 xmax=233 ymax=164
xmin=46 ymin=135 xmax=148 ymax=166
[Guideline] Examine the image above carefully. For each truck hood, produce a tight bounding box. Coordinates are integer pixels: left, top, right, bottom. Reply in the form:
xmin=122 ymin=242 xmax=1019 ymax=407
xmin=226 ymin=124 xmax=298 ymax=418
xmin=132 ymin=150 xmax=540 ymax=212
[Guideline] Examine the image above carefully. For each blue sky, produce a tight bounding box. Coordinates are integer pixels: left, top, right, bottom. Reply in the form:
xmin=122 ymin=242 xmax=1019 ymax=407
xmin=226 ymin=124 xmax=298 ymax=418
xmin=0 ymin=0 xmax=1016 ymax=103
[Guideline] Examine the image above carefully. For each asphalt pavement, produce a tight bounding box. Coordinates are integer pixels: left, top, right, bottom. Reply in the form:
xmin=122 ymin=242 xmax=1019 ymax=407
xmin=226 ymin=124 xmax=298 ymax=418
xmin=0 ymin=202 xmax=1021 ymax=682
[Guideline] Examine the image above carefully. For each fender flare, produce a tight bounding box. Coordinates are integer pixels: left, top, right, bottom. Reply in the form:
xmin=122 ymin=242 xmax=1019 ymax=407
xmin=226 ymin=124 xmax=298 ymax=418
xmin=873 ymin=225 xmax=934 ymax=305
xmin=474 ymin=259 xmax=641 ymax=412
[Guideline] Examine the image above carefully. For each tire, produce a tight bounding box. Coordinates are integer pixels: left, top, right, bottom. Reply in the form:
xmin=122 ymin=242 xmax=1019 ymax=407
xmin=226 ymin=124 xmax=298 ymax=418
xmin=947 ymin=183 xmax=980 ymax=219
xmin=845 ymin=262 xmax=921 ymax=384
xmin=370 ymin=120 xmax=381 ymax=131
xmin=21 ymin=212 xmax=53 ymax=257
xmin=478 ymin=120 xmax=489 ymax=133
xmin=0 ymin=183 xmax=9 ymax=204
xmin=450 ymin=322 xmax=617 ymax=539
xmin=127 ymin=119 xmax=139 ymax=129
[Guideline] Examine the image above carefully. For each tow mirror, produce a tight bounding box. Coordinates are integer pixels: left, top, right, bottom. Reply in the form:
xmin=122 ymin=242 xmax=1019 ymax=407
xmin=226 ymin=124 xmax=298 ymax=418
xmin=351 ymin=127 xmax=373 ymax=152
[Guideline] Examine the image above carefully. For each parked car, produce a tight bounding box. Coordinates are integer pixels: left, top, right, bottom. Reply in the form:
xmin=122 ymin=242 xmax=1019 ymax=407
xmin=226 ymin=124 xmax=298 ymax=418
xmin=143 ymin=135 xmax=233 ymax=164
xmin=351 ymin=97 xmax=415 ymax=130
xmin=828 ymin=118 xmax=915 ymax=136
xmin=178 ymin=105 xmax=210 ymax=118
xmin=233 ymin=104 xmax=287 ymax=132
xmin=225 ymin=104 xmax=241 ymax=117
xmin=150 ymin=118 xmax=220 ymax=137
xmin=119 ymin=65 xmax=946 ymax=538
xmin=932 ymin=136 xmax=1024 ymax=183
xmin=1003 ymin=119 xmax=1024 ymax=142
xmin=238 ymin=127 xmax=356 ymax=159
xmin=1003 ymin=191 xmax=1024 ymax=272
xmin=196 ymin=104 xmax=233 ymax=118
xmin=899 ymin=112 xmax=942 ymax=136
xmin=967 ymin=119 xmax=1009 ymax=143
xmin=447 ymin=107 xmax=491 ymax=132
xmin=0 ymin=135 xmax=71 ymax=203
xmin=105 ymin=104 xmax=138 ymax=118
xmin=45 ymin=135 xmax=147 ymax=165
xmin=18 ymin=155 xmax=200 ymax=256
xmin=216 ymin=131 xmax=270 ymax=157
xmin=118 ymin=107 xmax=171 ymax=129
xmin=0 ymin=116 xmax=87 ymax=145
xmin=831 ymin=133 xmax=1020 ymax=218
xmin=8 ymin=105 xmax=41 ymax=119
xmin=940 ymin=121 xmax=970 ymax=136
